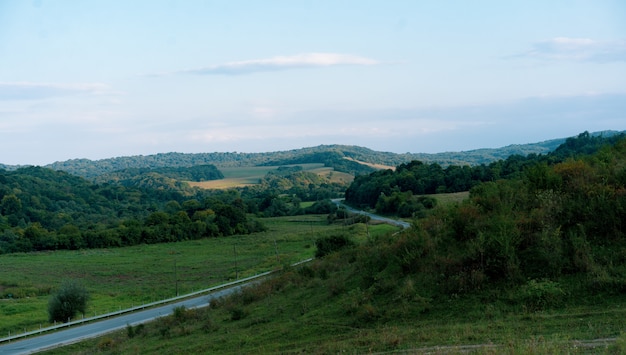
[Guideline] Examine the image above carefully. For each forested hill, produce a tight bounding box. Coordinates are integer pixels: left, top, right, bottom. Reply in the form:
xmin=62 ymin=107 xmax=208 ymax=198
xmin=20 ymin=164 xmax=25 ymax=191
xmin=345 ymin=131 xmax=626 ymax=215
xmin=1 ymin=130 xmax=623 ymax=179
xmin=42 ymin=139 xmax=564 ymax=178
xmin=0 ymin=135 xmax=576 ymax=178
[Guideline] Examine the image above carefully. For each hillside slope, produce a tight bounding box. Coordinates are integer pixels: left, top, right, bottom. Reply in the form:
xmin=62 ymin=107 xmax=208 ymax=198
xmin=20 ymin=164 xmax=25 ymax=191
xmin=46 ymin=135 xmax=626 ymax=354
xmin=2 ymin=131 xmax=623 ymax=181
xmin=42 ymin=139 xmax=562 ymax=178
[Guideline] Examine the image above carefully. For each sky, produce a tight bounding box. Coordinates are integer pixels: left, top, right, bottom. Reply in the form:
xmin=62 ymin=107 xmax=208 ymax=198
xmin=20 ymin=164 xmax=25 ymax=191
xmin=1 ymin=0 xmax=625 ymax=166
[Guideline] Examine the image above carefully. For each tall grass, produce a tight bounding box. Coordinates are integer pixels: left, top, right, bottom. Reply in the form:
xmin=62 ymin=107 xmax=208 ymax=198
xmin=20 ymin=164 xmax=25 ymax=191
xmin=0 ymin=215 xmax=348 ymax=335
xmin=42 ymin=255 xmax=626 ymax=354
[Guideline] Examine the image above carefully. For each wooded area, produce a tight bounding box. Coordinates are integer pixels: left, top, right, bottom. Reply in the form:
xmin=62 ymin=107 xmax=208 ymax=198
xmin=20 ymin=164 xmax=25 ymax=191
xmin=0 ymin=131 xmax=624 ymax=257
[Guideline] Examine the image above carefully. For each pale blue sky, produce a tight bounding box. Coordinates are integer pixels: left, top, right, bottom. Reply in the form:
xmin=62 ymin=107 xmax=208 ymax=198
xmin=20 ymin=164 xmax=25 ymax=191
xmin=1 ymin=0 xmax=625 ymax=165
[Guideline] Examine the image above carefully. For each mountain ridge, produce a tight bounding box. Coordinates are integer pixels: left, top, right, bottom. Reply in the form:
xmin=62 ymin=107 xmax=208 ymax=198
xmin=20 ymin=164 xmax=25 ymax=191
xmin=1 ymin=130 xmax=623 ymax=179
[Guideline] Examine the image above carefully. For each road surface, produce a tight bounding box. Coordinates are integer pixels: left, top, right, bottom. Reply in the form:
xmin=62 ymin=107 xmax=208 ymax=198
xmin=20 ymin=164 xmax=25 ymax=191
xmin=0 ymin=284 xmax=244 ymax=355
xmin=332 ymin=199 xmax=411 ymax=228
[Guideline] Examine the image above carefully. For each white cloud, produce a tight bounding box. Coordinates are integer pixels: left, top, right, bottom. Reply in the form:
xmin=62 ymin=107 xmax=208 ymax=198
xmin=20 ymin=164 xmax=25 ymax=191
xmin=520 ymin=37 xmax=626 ymax=62
xmin=153 ymin=53 xmax=381 ymax=76
xmin=0 ymin=82 xmax=110 ymax=100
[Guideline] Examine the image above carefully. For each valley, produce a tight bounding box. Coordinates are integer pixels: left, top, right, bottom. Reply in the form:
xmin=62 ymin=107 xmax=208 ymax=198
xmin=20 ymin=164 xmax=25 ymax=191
xmin=1 ymin=131 xmax=626 ymax=353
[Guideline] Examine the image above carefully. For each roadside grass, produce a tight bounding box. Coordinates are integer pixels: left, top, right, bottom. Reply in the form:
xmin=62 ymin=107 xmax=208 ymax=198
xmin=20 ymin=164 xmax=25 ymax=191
xmin=43 ymin=254 xmax=626 ymax=354
xmin=0 ymin=215 xmax=351 ymax=336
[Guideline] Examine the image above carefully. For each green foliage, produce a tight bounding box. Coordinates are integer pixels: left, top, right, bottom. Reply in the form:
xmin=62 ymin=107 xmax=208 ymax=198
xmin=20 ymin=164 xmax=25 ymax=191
xmin=610 ymin=332 xmax=626 ymax=354
xmin=261 ymin=151 xmax=377 ymax=175
xmin=38 ymin=199 xmax=626 ymax=354
xmin=303 ymin=199 xmax=338 ymax=215
xmin=47 ymin=279 xmax=90 ymax=322
xmin=518 ymin=279 xmax=566 ymax=312
xmin=228 ymin=306 xmax=249 ymax=321
xmin=95 ymin=164 xmax=223 ymax=189
xmin=315 ymin=234 xmax=355 ymax=258
xmin=249 ymin=168 xmax=347 ymax=209
xmin=0 ymin=167 xmax=266 ymax=253
xmin=345 ymin=131 xmax=626 ymax=212
xmin=172 ymin=305 xmax=188 ymax=322
xmin=40 ymin=136 xmax=587 ymax=179
xmin=126 ymin=323 xmax=144 ymax=338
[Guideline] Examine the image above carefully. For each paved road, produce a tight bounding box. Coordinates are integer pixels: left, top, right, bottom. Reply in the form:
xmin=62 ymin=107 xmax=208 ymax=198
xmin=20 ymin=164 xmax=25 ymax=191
xmin=332 ymin=199 xmax=411 ymax=229
xmin=0 ymin=284 xmax=244 ymax=355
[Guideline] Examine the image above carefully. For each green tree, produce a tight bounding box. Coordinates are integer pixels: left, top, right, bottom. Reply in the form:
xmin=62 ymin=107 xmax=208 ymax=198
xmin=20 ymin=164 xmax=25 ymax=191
xmin=48 ymin=279 xmax=90 ymax=323
xmin=1 ymin=194 xmax=22 ymax=215
xmin=315 ymin=234 xmax=355 ymax=258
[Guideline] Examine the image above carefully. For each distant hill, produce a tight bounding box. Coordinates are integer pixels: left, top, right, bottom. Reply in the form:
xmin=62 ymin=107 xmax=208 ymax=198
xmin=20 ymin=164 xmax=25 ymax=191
xmin=1 ymin=130 xmax=623 ymax=179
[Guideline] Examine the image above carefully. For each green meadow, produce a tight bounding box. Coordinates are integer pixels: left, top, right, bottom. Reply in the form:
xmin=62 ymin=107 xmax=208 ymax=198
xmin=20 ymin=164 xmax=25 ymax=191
xmin=0 ymin=215 xmax=388 ymax=337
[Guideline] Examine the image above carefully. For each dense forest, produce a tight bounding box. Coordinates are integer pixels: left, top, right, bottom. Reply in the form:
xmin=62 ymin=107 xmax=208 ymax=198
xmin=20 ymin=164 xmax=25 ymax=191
xmin=0 ymin=131 xmax=624 ymax=256
xmin=345 ymin=131 xmax=626 ymax=216
xmin=0 ymin=164 xmax=343 ymax=253
xmin=355 ymin=134 xmax=626 ymax=297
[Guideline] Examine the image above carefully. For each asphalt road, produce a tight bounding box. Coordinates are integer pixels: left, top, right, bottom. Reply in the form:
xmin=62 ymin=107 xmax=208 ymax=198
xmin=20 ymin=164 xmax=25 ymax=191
xmin=0 ymin=285 xmax=243 ymax=355
xmin=332 ymin=199 xmax=411 ymax=229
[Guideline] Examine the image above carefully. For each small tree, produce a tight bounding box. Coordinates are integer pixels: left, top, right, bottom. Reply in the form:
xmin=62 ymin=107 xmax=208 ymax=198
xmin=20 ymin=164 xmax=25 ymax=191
xmin=48 ymin=279 xmax=90 ymax=323
xmin=315 ymin=234 xmax=355 ymax=258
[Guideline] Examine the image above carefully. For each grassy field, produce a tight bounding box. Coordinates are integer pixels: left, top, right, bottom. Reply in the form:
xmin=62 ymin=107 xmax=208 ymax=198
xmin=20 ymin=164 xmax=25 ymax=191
xmin=43 ymin=254 xmax=626 ymax=354
xmin=186 ymin=163 xmax=353 ymax=189
xmin=0 ymin=215 xmax=373 ymax=336
xmin=9 ymin=210 xmax=626 ymax=354
xmin=431 ymin=190 xmax=469 ymax=205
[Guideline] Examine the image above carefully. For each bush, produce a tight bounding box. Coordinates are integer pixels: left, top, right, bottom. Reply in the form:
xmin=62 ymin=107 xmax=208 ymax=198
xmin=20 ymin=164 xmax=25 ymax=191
xmin=518 ymin=279 xmax=566 ymax=312
xmin=126 ymin=323 xmax=144 ymax=338
xmin=315 ymin=234 xmax=355 ymax=258
xmin=172 ymin=305 xmax=188 ymax=322
xmin=48 ymin=279 xmax=90 ymax=322
xmin=229 ymin=306 xmax=248 ymax=321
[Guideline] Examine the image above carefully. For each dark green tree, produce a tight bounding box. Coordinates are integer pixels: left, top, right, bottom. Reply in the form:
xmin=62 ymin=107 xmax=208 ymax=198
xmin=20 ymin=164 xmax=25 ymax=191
xmin=48 ymin=279 xmax=90 ymax=323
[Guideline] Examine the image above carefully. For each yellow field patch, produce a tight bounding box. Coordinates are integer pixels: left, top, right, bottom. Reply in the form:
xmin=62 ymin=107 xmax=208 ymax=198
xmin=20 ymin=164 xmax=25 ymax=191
xmin=187 ymin=178 xmax=258 ymax=189
xmin=187 ymin=163 xmax=353 ymax=189
xmin=342 ymin=157 xmax=395 ymax=170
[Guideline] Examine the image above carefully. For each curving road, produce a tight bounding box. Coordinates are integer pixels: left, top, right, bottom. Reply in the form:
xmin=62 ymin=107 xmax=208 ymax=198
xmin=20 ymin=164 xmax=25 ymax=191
xmin=332 ymin=199 xmax=411 ymax=229
xmin=0 ymin=283 xmax=246 ymax=355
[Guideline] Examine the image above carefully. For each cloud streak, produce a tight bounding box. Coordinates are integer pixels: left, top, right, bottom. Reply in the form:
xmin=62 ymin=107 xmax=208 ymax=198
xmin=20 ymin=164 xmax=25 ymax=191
xmin=519 ymin=37 xmax=626 ymax=62
xmin=0 ymin=82 xmax=109 ymax=100
xmin=155 ymin=53 xmax=381 ymax=76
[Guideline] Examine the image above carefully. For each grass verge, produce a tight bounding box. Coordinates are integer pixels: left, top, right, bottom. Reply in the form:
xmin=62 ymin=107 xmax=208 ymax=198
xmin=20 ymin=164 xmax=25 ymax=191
xmin=0 ymin=215 xmax=354 ymax=336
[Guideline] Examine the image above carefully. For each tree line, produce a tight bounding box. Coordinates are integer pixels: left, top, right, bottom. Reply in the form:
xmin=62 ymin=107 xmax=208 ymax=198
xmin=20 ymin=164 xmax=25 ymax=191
xmin=336 ymin=135 xmax=626 ymax=316
xmin=345 ymin=131 xmax=626 ymax=216
xmin=0 ymin=162 xmax=348 ymax=253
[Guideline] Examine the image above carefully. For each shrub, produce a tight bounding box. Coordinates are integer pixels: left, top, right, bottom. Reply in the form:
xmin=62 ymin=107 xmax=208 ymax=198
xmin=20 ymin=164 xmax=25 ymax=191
xmin=201 ymin=314 xmax=219 ymax=333
xmin=97 ymin=337 xmax=116 ymax=351
xmin=229 ymin=306 xmax=248 ymax=321
xmin=518 ymin=279 xmax=566 ymax=312
xmin=173 ymin=305 xmax=188 ymax=322
xmin=315 ymin=234 xmax=355 ymax=258
xmin=48 ymin=279 xmax=90 ymax=323
xmin=297 ymin=265 xmax=315 ymax=279
xmin=126 ymin=323 xmax=144 ymax=338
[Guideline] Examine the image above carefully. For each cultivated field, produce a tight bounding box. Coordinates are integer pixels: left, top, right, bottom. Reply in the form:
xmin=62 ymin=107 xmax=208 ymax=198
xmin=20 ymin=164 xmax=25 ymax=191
xmin=186 ymin=163 xmax=353 ymax=189
xmin=431 ymin=191 xmax=469 ymax=205
xmin=342 ymin=156 xmax=396 ymax=170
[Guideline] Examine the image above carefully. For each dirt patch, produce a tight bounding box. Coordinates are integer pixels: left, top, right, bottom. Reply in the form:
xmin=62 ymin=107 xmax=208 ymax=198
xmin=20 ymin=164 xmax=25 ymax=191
xmin=343 ymin=157 xmax=395 ymax=171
